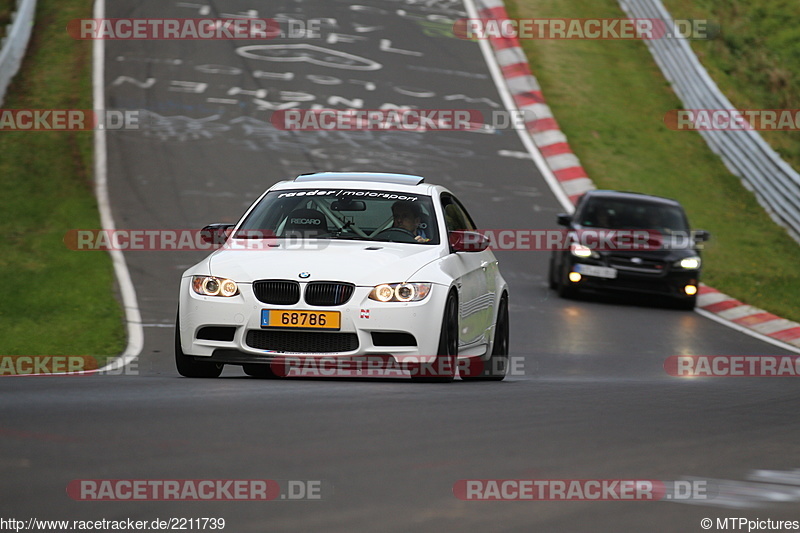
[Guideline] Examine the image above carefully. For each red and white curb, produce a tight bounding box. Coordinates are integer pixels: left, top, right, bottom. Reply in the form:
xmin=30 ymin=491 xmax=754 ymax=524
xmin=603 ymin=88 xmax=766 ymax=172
xmin=472 ymin=0 xmax=800 ymax=352
xmin=696 ymin=286 xmax=800 ymax=349
xmin=475 ymin=0 xmax=594 ymax=205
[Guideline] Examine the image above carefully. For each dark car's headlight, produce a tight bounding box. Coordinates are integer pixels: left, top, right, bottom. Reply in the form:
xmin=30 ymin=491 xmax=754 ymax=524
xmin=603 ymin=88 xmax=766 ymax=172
xmin=192 ymin=276 xmax=239 ymax=297
xmin=675 ymin=256 xmax=701 ymax=270
xmin=570 ymin=243 xmax=598 ymax=259
xmin=369 ymin=283 xmax=432 ymax=302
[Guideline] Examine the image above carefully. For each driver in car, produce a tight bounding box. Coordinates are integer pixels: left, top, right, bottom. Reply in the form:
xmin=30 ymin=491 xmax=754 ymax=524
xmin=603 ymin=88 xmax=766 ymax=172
xmin=391 ymin=201 xmax=430 ymax=242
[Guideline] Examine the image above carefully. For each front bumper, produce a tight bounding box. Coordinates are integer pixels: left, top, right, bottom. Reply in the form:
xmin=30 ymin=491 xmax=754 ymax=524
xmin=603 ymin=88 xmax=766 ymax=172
xmin=566 ymin=257 xmax=699 ymax=299
xmin=178 ymin=278 xmax=449 ymax=364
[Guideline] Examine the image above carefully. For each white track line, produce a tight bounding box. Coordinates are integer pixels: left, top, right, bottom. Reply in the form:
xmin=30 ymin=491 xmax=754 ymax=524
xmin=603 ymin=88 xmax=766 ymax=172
xmin=463 ymin=0 xmax=574 ymax=214
xmin=695 ymin=309 xmax=800 ymax=355
xmin=94 ymin=0 xmax=144 ymax=372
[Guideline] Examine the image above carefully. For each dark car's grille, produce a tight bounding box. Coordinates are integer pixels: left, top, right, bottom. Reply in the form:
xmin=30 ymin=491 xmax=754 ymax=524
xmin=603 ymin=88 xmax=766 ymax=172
xmin=607 ymin=255 xmax=668 ymax=274
xmin=604 ymin=278 xmax=675 ymax=295
xmin=304 ymin=282 xmax=355 ymax=306
xmin=246 ymin=330 xmax=359 ymax=353
xmin=253 ymin=280 xmax=301 ymax=305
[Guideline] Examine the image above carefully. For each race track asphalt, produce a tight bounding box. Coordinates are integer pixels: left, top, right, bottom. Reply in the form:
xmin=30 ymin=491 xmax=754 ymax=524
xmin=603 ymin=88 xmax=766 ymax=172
xmin=2 ymin=1 xmax=799 ymax=531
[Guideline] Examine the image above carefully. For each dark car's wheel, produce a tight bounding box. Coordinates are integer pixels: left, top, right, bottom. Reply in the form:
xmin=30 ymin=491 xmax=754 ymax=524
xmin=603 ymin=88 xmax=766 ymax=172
xmin=548 ymin=255 xmax=558 ymax=290
xmin=462 ymin=294 xmax=508 ymax=381
xmin=411 ymin=290 xmax=458 ymax=383
xmin=243 ymin=364 xmax=279 ymax=378
xmin=175 ymin=313 xmax=223 ymax=378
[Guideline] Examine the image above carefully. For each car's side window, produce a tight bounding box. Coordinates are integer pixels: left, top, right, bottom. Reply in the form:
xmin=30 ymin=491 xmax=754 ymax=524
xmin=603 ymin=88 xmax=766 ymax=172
xmin=441 ymin=194 xmax=477 ymax=232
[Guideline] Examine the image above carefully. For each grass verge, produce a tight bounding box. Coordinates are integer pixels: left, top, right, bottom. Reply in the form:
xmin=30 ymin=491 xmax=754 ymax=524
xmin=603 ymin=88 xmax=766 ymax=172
xmin=662 ymin=0 xmax=800 ymax=170
xmin=0 ymin=0 xmax=17 ymax=39
xmin=0 ymin=0 xmax=125 ymax=364
xmin=0 ymin=0 xmax=14 ymax=36
xmin=507 ymin=0 xmax=800 ymax=323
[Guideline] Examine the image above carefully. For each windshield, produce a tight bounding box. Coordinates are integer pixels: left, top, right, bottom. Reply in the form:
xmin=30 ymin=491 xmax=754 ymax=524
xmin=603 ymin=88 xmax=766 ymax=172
xmin=578 ymin=198 xmax=690 ymax=234
xmin=234 ymin=189 xmax=440 ymax=245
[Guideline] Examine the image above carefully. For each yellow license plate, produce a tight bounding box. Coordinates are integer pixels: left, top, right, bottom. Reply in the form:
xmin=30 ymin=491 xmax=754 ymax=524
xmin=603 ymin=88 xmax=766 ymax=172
xmin=261 ymin=310 xmax=341 ymax=330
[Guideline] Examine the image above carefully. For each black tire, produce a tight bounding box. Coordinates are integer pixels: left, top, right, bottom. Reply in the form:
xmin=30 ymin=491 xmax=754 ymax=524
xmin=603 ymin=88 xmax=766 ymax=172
xmin=175 ymin=313 xmax=224 ymax=378
xmin=411 ymin=290 xmax=458 ymax=383
xmin=243 ymin=364 xmax=279 ymax=379
xmin=462 ymin=294 xmax=508 ymax=381
xmin=548 ymin=255 xmax=558 ymax=290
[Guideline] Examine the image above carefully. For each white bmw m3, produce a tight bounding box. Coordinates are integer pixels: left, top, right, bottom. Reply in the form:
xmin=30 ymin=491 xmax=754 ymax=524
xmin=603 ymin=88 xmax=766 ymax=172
xmin=176 ymin=172 xmax=509 ymax=382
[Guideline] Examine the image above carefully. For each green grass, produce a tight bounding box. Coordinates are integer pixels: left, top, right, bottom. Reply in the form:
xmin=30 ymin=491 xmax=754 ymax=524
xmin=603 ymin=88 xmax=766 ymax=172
xmin=662 ymin=0 xmax=800 ymax=169
xmin=0 ymin=0 xmax=14 ymax=40
xmin=0 ymin=0 xmax=125 ymax=363
xmin=508 ymin=0 xmax=800 ymax=322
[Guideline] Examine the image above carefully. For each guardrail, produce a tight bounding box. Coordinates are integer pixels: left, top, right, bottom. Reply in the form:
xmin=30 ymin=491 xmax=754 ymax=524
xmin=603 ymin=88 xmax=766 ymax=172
xmin=619 ymin=0 xmax=800 ymax=242
xmin=0 ymin=0 xmax=37 ymax=105
xmin=619 ymin=0 xmax=800 ymax=244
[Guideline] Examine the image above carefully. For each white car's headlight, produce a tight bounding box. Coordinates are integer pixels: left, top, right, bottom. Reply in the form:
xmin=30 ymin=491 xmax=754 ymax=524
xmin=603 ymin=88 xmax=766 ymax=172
xmin=570 ymin=243 xmax=595 ymax=258
xmin=677 ymin=256 xmax=701 ymax=270
xmin=369 ymin=283 xmax=432 ymax=302
xmin=192 ymin=276 xmax=239 ymax=297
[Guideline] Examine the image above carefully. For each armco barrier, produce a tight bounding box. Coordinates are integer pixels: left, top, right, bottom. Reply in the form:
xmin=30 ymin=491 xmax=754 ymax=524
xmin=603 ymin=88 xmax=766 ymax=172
xmin=619 ymin=0 xmax=800 ymax=245
xmin=0 ymin=0 xmax=37 ymax=105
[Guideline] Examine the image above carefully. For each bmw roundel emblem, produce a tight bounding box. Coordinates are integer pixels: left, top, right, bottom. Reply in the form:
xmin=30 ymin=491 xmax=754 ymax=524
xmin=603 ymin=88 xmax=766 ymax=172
xmin=299 ymin=272 xmax=311 ymax=279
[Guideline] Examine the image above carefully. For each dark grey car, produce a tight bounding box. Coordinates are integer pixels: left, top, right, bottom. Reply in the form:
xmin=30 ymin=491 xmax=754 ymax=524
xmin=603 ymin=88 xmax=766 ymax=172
xmin=548 ymin=190 xmax=709 ymax=309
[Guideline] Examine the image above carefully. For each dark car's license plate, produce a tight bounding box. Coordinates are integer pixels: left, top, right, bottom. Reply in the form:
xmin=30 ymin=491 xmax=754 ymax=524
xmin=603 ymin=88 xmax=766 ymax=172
xmin=575 ymin=264 xmax=618 ymax=279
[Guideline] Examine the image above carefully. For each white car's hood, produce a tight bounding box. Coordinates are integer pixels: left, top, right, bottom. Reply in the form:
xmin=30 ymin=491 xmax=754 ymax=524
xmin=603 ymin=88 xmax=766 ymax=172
xmin=207 ymin=240 xmax=445 ymax=286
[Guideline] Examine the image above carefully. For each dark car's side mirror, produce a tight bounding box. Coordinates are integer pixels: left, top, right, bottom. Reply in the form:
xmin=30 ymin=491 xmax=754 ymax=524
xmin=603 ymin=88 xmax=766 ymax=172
xmin=693 ymin=230 xmax=710 ymax=242
xmin=449 ymin=230 xmax=490 ymax=253
xmin=200 ymin=223 xmax=235 ymax=246
xmin=556 ymin=213 xmax=572 ymax=227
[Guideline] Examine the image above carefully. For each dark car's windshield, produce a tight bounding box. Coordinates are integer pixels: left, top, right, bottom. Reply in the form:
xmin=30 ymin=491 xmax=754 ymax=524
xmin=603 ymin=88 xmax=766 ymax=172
xmin=234 ymin=189 xmax=440 ymax=245
xmin=578 ymin=198 xmax=690 ymax=234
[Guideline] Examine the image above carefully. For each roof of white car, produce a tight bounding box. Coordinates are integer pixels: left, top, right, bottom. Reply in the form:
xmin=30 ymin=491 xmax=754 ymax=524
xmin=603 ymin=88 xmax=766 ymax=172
xmin=296 ymin=172 xmax=424 ymax=185
xmin=271 ymin=172 xmax=439 ymax=194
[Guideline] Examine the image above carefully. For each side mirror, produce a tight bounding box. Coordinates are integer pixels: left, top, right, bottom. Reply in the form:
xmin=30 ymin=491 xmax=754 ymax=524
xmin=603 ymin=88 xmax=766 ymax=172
xmin=557 ymin=213 xmax=572 ymax=227
xmin=693 ymin=230 xmax=710 ymax=242
xmin=449 ymin=230 xmax=490 ymax=252
xmin=200 ymin=223 xmax=235 ymax=246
